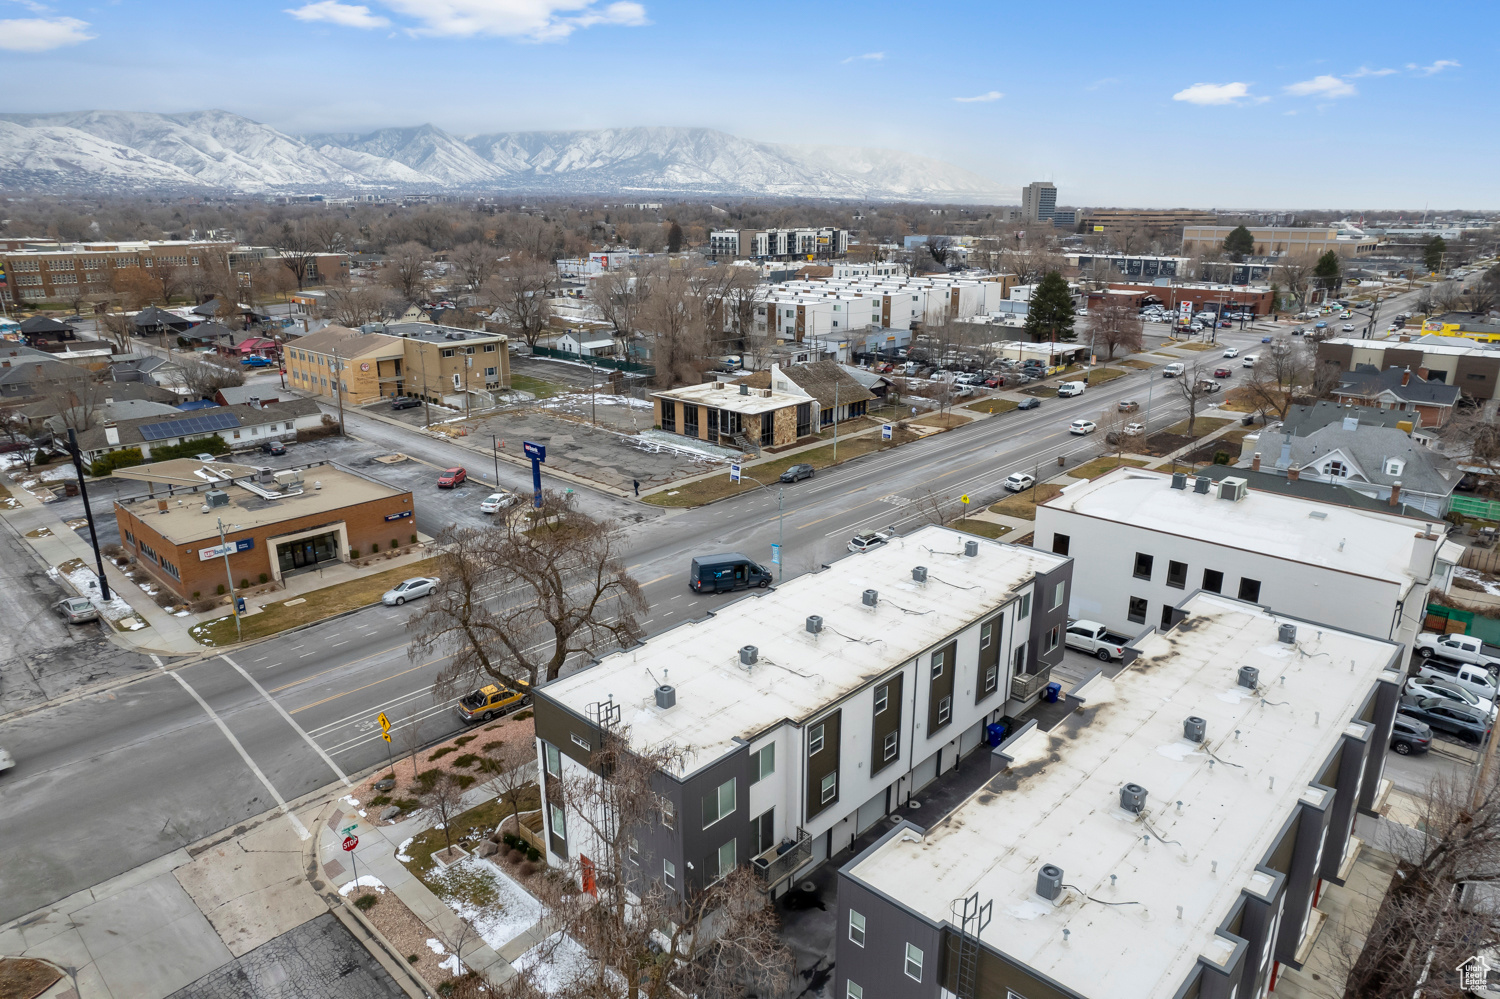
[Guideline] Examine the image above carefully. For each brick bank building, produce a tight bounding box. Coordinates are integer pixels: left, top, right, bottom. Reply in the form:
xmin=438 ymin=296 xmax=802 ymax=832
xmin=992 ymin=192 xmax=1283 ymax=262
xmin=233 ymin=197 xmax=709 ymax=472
xmin=111 ymin=458 xmax=416 ymax=600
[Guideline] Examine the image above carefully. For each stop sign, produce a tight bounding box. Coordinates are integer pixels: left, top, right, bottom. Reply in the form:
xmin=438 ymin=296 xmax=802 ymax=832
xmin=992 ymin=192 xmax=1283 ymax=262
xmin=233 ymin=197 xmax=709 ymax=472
xmin=342 ymin=835 xmax=358 ymax=852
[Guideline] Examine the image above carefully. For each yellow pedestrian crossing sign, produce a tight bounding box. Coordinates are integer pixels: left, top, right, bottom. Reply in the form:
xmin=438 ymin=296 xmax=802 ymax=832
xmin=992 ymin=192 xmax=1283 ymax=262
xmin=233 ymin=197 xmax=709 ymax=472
xmin=378 ymin=712 xmax=391 ymax=743
xmin=960 ymin=494 xmax=970 ymax=506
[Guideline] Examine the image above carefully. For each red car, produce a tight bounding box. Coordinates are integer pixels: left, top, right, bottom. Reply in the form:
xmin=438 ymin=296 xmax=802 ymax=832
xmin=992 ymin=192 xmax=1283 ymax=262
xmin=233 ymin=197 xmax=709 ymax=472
xmin=438 ymin=467 xmax=467 ymax=488
xmin=1213 ymin=367 xmax=1233 ymax=378
xmin=985 ymin=376 xmax=1005 ymax=388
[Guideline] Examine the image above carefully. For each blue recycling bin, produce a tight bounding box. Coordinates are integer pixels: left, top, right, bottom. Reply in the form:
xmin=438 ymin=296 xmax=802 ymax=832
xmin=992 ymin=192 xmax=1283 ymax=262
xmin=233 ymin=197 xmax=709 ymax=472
xmin=1044 ymin=682 xmax=1062 ymax=703
xmin=986 ymin=722 xmax=1007 ymax=747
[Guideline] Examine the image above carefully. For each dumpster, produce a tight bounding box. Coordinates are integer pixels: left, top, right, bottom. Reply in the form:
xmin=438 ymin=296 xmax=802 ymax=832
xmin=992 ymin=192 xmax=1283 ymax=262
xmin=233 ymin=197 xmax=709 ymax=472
xmin=986 ymin=722 xmax=1007 ymax=747
xmin=1044 ymin=682 xmax=1062 ymax=703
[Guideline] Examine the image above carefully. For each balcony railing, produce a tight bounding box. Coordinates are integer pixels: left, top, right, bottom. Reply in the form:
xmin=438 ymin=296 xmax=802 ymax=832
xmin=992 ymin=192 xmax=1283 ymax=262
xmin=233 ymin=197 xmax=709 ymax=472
xmin=751 ymin=828 xmax=812 ymax=891
xmin=1010 ymin=664 xmax=1053 ymax=701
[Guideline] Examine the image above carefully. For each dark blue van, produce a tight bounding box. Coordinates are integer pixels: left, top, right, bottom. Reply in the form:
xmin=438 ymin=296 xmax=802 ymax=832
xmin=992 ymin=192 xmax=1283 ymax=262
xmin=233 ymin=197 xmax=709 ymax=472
xmin=689 ymin=553 xmax=772 ymax=593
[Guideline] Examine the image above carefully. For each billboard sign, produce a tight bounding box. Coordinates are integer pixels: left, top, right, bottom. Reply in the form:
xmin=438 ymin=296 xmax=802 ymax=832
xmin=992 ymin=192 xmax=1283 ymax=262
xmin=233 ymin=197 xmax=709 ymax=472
xmin=199 ymin=538 xmax=253 ymax=561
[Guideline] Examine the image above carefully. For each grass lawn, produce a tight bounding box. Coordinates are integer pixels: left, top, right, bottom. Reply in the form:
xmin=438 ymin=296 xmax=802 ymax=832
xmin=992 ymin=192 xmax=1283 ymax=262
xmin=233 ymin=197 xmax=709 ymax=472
xmin=912 ymin=411 xmax=971 ymax=428
xmin=1117 ymin=359 xmax=1155 ymax=370
xmin=509 ymin=374 xmax=568 ymax=399
xmin=192 ymin=556 xmax=444 ymax=646
xmin=1067 ymin=456 xmax=1149 ymax=480
xmin=1024 ymin=385 xmax=1059 ymax=397
xmin=963 ymin=398 xmax=1020 ymax=415
xmin=1148 ymin=352 xmax=1178 ymax=358
xmin=643 ymin=426 xmax=922 ymax=508
xmin=1082 ymin=367 xmax=1127 ymax=385
xmin=1160 ymin=416 xmax=1234 ymax=438
xmin=1176 ymin=342 xmax=1217 ymax=351
xmin=988 ymin=483 xmax=1064 ymax=520
xmin=950 ymin=518 xmax=1011 ymax=539
xmin=405 ymin=782 xmax=543 ymax=882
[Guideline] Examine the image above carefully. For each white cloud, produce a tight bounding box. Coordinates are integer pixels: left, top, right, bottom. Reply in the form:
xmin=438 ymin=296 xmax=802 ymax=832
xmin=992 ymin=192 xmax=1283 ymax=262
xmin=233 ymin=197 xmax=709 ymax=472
xmin=1408 ymin=59 xmax=1460 ymax=75
xmin=286 ymin=1 xmax=391 ymax=28
xmin=952 ymin=90 xmax=1003 ymax=103
xmin=1085 ymin=77 xmax=1120 ymax=91
xmin=841 ymin=51 xmax=884 ymax=64
xmin=1284 ymin=74 xmax=1356 ymax=98
xmin=1347 ymin=66 xmax=1397 ymax=78
xmin=0 ymin=15 xmax=93 ymax=51
xmin=378 ymin=0 xmax=647 ymax=41
xmin=1172 ymin=82 xmax=1256 ymax=106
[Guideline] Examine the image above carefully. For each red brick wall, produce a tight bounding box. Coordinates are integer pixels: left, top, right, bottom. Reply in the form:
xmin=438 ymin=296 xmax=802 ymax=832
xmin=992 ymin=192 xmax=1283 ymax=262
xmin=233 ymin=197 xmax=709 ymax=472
xmin=115 ymin=490 xmax=416 ymax=600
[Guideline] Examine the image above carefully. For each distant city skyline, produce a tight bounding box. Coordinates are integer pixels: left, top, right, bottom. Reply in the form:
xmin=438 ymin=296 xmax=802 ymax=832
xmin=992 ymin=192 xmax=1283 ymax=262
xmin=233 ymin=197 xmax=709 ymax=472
xmin=0 ymin=0 xmax=1492 ymax=207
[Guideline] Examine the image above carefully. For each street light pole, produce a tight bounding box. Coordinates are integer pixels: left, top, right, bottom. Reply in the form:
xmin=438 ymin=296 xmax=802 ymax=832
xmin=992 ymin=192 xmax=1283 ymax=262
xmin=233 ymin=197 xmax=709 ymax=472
xmin=491 ymin=433 xmax=500 ymax=484
xmin=63 ymin=428 xmax=110 ymax=601
xmin=740 ymin=472 xmax=787 ymax=582
xmin=217 ymin=517 xmax=242 ymax=644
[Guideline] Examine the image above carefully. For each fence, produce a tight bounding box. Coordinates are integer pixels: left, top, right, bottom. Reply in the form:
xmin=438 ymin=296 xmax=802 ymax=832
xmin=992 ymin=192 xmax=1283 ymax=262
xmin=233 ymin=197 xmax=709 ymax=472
xmin=1427 ymin=602 xmax=1500 ymax=646
xmin=527 ymin=345 xmax=655 ymax=376
xmin=1460 ymin=546 xmax=1500 ymax=575
xmin=1451 ymin=495 xmax=1500 ymax=522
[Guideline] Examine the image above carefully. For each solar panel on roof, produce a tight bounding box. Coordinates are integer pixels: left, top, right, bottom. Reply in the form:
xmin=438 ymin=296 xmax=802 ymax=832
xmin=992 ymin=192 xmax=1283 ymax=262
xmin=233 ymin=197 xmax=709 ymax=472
xmin=138 ymin=411 xmax=241 ymax=442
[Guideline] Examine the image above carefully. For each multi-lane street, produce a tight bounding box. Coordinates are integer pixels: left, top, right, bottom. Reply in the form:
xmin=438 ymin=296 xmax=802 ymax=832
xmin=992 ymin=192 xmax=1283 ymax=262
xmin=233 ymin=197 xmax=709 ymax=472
xmin=0 ymin=319 xmax=1315 ymax=921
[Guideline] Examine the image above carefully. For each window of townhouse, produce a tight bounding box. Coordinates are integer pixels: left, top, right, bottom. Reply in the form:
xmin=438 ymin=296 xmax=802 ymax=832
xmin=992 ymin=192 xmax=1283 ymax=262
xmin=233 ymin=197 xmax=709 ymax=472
xmin=1134 ymin=552 xmax=1154 ymax=580
xmin=1128 ymin=596 xmax=1147 ymax=624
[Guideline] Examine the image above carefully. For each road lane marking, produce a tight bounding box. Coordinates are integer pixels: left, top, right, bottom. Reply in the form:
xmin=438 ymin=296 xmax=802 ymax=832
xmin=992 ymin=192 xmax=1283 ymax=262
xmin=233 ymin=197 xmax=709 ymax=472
xmin=300 ymin=651 xmax=317 ymax=657
xmin=640 ymin=573 xmax=673 ymax=586
xmin=162 ymin=665 xmax=310 ymax=841
xmin=268 ymin=642 xmax=411 ymax=693
xmin=332 ymin=641 xmax=348 ymax=647
xmin=290 ymin=658 xmax=446 ymax=715
xmin=222 ymin=653 xmax=352 ymax=786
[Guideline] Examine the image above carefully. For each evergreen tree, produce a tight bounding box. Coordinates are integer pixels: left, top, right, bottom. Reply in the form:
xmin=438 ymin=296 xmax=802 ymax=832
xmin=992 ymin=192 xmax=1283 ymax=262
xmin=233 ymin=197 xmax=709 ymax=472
xmin=1313 ymin=250 xmax=1341 ymax=294
xmin=1424 ymin=236 xmax=1447 ymax=274
xmin=1023 ymin=271 xmax=1077 ymax=343
xmin=1223 ymin=225 xmax=1255 ymax=261
xmin=667 ymin=221 xmax=684 ymax=254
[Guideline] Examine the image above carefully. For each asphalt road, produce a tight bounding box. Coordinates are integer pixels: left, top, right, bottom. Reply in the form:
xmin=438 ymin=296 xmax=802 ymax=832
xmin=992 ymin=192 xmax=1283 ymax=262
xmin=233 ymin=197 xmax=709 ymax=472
xmin=0 ymin=320 xmax=1303 ymax=923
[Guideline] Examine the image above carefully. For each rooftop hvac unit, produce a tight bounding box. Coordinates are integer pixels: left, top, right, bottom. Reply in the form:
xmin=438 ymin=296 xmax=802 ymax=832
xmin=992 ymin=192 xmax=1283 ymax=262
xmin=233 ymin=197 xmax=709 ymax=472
xmin=655 ymin=685 xmax=676 ymax=710
xmin=1278 ymin=623 xmax=1297 ymax=644
xmin=739 ymin=645 xmax=758 ymax=666
xmin=1238 ymin=665 xmax=1260 ymax=690
xmin=912 ymin=566 xmax=928 ymax=583
xmin=1171 ymin=472 xmax=1187 ymax=490
xmin=862 ymin=589 xmax=879 ymax=607
xmin=806 ymin=615 xmax=823 ymax=634
xmin=1184 ymin=716 xmax=1207 ymax=743
xmin=1036 ymin=864 xmax=1063 ymax=901
xmin=1120 ymin=783 xmax=1148 ymax=814
xmin=205 ymin=490 xmax=230 ymax=509
xmin=964 ymin=540 xmax=979 ymax=557
xmin=1218 ymin=477 xmax=1249 ymax=502
xmin=1193 ymin=475 xmax=1211 ymax=494
xmin=273 ymin=469 xmax=302 ymax=485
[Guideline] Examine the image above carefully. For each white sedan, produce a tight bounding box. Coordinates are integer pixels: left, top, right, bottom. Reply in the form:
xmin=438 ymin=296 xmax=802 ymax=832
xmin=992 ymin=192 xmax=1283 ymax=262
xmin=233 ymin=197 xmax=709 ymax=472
xmin=1242 ymin=355 xmax=1257 ymax=367
xmin=382 ymin=576 xmax=440 ymax=606
xmin=1069 ymin=419 xmax=1097 ymax=435
xmin=1004 ymin=472 xmax=1035 ymax=492
xmin=479 ymin=491 xmax=518 ymax=514
xmin=1222 ymin=347 xmax=1239 ymax=358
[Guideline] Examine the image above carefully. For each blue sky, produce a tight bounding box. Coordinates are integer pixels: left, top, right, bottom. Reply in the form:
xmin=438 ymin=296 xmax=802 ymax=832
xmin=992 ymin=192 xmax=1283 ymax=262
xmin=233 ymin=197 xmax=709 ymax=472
xmin=1 ymin=0 xmax=1493 ymax=207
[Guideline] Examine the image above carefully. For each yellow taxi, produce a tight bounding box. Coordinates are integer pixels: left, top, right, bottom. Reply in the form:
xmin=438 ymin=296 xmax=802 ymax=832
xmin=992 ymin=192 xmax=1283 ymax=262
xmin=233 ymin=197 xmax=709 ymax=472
xmin=454 ymin=681 xmax=530 ymax=724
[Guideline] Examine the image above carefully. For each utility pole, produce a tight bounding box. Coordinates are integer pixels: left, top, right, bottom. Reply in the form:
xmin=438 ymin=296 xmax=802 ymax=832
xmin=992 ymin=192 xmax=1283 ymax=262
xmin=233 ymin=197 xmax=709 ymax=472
xmin=332 ymin=347 xmax=346 ymax=436
xmin=217 ymin=517 xmax=242 ymax=644
xmin=491 ymin=433 xmax=500 ymax=484
xmin=464 ymin=354 xmax=472 ymax=419
xmin=417 ymin=347 xmax=431 ymax=428
xmin=832 ymin=375 xmax=839 ymax=461
xmin=63 ymin=429 xmax=111 ymax=601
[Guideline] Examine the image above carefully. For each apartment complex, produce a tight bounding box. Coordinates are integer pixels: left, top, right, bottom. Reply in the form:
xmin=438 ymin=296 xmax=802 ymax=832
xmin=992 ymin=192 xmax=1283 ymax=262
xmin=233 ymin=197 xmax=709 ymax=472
xmin=1035 ymin=466 xmax=1457 ymax=649
xmin=532 ymin=526 xmax=1072 ymax=896
xmin=1316 ymin=336 xmax=1500 ymax=405
xmin=1083 ymin=207 xmax=1218 ymax=237
xmin=285 ymin=323 xmax=509 ymax=408
xmin=1181 ymin=226 xmax=1379 ymax=258
xmin=1020 ymin=182 xmax=1057 ymax=223
xmin=708 ymin=227 xmax=849 ymax=259
xmin=757 ymin=272 xmax=1016 ymax=342
xmin=0 ymin=240 xmax=348 ymax=305
xmin=836 ymin=590 xmax=1402 ymax=999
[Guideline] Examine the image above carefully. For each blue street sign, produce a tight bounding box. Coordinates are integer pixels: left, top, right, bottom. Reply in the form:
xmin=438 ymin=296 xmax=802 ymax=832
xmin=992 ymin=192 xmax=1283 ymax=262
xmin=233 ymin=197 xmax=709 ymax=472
xmin=771 ymin=543 xmax=781 ymax=565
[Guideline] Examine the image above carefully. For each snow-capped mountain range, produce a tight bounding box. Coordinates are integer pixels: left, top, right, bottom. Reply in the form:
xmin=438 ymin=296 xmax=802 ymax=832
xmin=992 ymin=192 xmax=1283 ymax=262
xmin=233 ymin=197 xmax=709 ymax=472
xmin=0 ymin=110 xmax=1011 ymax=202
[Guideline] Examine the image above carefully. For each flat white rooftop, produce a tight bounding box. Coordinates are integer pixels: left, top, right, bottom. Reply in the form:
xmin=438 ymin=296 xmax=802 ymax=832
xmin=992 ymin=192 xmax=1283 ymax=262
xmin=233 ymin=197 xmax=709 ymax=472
xmin=1043 ymin=467 xmax=1431 ymax=587
xmin=542 ymin=526 xmax=1067 ymax=776
xmin=847 ymin=592 xmax=1399 ymax=999
xmin=652 ymin=380 xmax=801 ymax=415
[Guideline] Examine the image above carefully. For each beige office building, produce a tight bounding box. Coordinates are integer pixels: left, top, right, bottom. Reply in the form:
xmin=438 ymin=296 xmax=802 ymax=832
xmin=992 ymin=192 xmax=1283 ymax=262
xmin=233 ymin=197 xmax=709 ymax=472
xmin=1182 ymin=226 xmax=1379 ymax=258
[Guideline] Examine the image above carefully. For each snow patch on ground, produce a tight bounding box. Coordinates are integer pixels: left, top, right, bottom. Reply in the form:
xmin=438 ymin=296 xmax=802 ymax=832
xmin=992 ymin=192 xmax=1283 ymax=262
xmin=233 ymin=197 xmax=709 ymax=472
xmin=47 ymin=562 xmax=145 ymax=629
xmin=513 ymin=932 xmax=595 ymax=994
xmin=425 ymin=938 xmax=445 ymax=955
xmin=396 ymin=837 xmax=414 ymax=863
xmin=432 ymin=856 xmax=544 ymax=952
xmin=1455 ymin=566 xmax=1500 ymax=596
xmin=338 ymin=875 xmax=385 ymax=896
xmin=438 ymin=954 xmax=463 ymax=976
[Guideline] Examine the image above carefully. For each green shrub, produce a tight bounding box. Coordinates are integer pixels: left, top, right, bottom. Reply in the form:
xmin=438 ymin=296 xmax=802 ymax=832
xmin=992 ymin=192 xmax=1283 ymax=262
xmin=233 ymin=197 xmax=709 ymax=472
xmin=391 ymin=538 xmax=399 ymax=549
xmin=451 ymin=753 xmax=479 ymax=769
xmin=454 ymin=735 xmax=476 ymax=746
xmin=513 ymin=709 xmax=533 ymax=721
xmin=370 ymin=542 xmax=379 ymax=553
xmin=239 ymin=578 xmax=249 ymax=588
xmin=352 ymin=893 xmax=378 ymax=911
xmin=414 ymin=771 xmax=440 ymax=791
xmin=452 ymin=774 xmax=476 ymax=789
xmin=349 ymin=548 xmax=359 ymax=559
xmin=89 ymin=448 xmax=145 ymax=476
xmin=407 ymin=955 xmax=419 ymax=965
xmin=429 ymin=746 xmax=457 ymax=761
xmin=150 ymin=435 xmax=229 ymax=462
xmin=410 ymin=533 xmax=417 ymax=544
xmin=216 ymin=583 xmax=226 ymax=595
xmin=258 ymin=573 xmax=268 ymax=584
xmin=1212 ymin=451 xmax=1231 ymax=465
xmin=525 ymin=845 xmax=540 ymax=862
xmin=192 ymin=591 xmax=201 ymax=599
xmin=482 ymin=739 xmax=505 ymax=752
xmin=391 ymin=797 xmax=418 ymax=812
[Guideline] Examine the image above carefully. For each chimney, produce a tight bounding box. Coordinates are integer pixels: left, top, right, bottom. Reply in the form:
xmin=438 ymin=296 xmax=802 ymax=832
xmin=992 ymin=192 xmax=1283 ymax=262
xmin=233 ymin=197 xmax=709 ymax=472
xmin=1389 ymin=481 xmax=1402 ymax=507
xmin=1288 ymin=464 xmax=1301 ymax=482
xmin=104 ymin=422 xmax=119 ymax=446
xmin=1417 ymin=366 xmax=1429 ymax=381
xmin=1401 ymin=367 xmax=1411 ymax=387
xmin=1409 ymin=527 xmax=1438 ymax=583
xmin=1252 ymin=452 xmax=1261 ymax=472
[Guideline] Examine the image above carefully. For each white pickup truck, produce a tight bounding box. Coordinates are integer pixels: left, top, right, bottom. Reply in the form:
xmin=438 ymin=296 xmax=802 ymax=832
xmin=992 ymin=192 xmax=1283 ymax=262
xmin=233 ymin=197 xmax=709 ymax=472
xmin=1065 ymin=620 xmax=1132 ymax=662
xmin=1415 ymin=632 xmax=1500 ymax=670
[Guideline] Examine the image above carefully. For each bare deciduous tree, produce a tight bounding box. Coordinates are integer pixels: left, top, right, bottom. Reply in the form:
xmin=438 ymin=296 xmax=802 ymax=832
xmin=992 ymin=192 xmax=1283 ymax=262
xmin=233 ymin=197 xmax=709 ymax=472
xmin=1442 ymin=407 xmax=1500 ymax=477
xmin=418 ymin=773 xmax=466 ymax=857
xmin=409 ymin=492 xmax=646 ymax=691
xmin=1243 ymin=339 xmax=1311 ymax=420
xmin=478 ymin=737 xmax=535 ymax=840
xmin=451 ymin=241 xmax=499 ymax=292
xmin=1087 ymin=301 xmax=1145 ymax=359
xmin=1174 ymin=358 xmax=1213 ymax=436
xmin=179 ymin=356 xmax=246 ymax=399
xmin=273 ymin=220 xmax=317 ymax=291
xmin=484 ymin=261 xmax=555 ymax=349
xmin=383 ymin=241 xmax=431 ymax=304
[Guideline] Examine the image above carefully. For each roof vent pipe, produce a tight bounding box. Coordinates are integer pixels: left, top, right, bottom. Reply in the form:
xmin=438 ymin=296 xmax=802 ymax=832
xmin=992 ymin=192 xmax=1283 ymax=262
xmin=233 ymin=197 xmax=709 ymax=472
xmin=1120 ymin=783 xmax=1148 ymax=814
xmin=862 ymin=589 xmax=879 ymax=607
xmin=806 ymin=615 xmax=823 ymax=634
xmin=1184 ymin=716 xmax=1207 ymax=743
xmin=1036 ymin=864 xmax=1063 ymax=901
xmin=739 ymin=645 xmax=758 ymax=666
xmin=912 ymin=566 xmax=928 ymax=583
xmin=1278 ymin=623 xmax=1297 ymax=644
xmin=964 ymin=540 xmax=979 ymax=557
